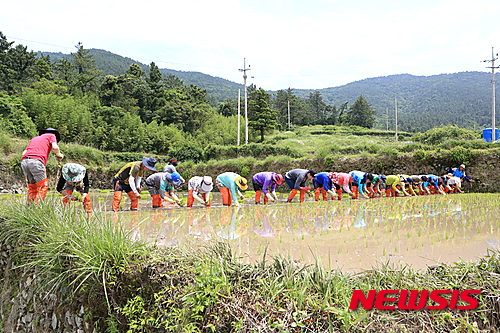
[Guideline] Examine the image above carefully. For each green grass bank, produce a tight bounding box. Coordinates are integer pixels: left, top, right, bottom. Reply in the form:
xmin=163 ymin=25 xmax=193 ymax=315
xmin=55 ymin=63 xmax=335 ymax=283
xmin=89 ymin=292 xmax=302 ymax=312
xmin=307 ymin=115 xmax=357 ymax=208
xmin=1 ymin=125 xmax=499 ymax=193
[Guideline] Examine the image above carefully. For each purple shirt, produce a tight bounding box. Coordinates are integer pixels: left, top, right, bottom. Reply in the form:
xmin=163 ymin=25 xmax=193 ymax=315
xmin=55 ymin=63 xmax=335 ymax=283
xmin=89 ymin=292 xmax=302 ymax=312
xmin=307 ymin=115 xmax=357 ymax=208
xmin=252 ymin=172 xmax=277 ymax=194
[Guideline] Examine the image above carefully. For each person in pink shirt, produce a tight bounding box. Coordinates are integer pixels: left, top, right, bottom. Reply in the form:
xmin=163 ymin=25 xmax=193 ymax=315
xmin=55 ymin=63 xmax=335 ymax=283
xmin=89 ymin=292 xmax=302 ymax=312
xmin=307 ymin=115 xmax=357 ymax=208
xmin=21 ymin=128 xmax=64 ymax=203
xmin=329 ymin=172 xmax=354 ymax=200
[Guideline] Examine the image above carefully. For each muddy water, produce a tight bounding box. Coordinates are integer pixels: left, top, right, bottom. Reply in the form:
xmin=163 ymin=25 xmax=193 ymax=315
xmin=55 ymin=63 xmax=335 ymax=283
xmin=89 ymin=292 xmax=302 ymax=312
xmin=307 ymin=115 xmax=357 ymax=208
xmin=12 ymin=192 xmax=500 ymax=272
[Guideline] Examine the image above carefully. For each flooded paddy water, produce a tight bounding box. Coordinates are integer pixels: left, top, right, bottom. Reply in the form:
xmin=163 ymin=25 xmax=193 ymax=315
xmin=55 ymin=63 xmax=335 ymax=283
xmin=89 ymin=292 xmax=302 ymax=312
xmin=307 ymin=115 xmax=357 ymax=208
xmin=4 ymin=192 xmax=500 ymax=272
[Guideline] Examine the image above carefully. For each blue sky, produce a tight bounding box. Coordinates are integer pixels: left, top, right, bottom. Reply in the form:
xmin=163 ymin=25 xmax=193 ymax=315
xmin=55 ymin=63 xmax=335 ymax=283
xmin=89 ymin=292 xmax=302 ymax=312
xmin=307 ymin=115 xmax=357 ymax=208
xmin=3 ymin=0 xmax=500 ymax=90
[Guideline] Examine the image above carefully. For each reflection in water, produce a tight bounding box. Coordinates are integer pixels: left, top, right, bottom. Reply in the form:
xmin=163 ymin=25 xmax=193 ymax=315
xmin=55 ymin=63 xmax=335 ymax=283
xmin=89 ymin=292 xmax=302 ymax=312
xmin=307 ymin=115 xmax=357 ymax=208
xmin=217 ymin=207 xmax=247 ymax=240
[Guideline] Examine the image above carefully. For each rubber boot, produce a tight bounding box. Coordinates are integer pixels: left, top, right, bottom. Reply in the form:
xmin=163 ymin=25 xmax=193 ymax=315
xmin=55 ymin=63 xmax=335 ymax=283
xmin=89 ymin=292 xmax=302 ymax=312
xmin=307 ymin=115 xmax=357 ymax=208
xmin=187 ymin=190 xmax=195 ymax=207
xmin=322 ymin=189 xmax=328 ymax=201
xmin=152 ymin=194 xmax=162 ymax=208
xmin=220 ymin=187 xmax=232 ymax=206
xmin=263 ymin=194 xmax=269 ymax=205
xmin=255 ymin=190 xmax=262 ymax=204
xmin=127 ymin=191 xmax=139 ymax=210
xmin=112 ymin=191 xmax=122 ymax=211
xmin=299 ymin=190 xmax=306 ymax=203
xmin=83 ymin=195 xmax=92 ymax=216
xmin=27 ymin=182 xmax=38 ymax=204
xmin=287 ymin=189 xmax=297 ymax=202
xmin=37 ymin=178 xmax=49 ymax=201
xmin=386 ymin=187 xmax=392 ymax=197
xmin=336 ymin=188 xmax=343 ymax=200
xmin=352 ymin=186 xmax=359 ymax=199
xmin=61 ymin=189 xmax=73 ymax=207
xmin=314 ymin=188 xmax=321 ymax=201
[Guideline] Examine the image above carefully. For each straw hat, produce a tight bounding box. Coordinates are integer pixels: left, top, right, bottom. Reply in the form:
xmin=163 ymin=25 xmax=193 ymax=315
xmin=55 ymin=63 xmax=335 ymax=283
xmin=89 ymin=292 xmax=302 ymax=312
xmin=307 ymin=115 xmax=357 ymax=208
xmin=234 ymin=176 xmax=248 ymax=190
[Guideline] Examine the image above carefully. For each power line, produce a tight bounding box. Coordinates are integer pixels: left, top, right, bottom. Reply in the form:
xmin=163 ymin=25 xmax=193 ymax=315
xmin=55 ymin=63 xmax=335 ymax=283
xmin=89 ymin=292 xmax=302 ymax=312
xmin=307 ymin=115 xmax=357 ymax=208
xmin=6 ymin=35 xmax=234 ymax=71
xmin=7 ymin=35 xmax=74 ymax=50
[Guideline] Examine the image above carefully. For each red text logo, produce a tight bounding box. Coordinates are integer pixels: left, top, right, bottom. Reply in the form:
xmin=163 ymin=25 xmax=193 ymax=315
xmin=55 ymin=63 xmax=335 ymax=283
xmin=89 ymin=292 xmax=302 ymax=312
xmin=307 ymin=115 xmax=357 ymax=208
xmin=349 ymin=290 xmax=481 ymax=310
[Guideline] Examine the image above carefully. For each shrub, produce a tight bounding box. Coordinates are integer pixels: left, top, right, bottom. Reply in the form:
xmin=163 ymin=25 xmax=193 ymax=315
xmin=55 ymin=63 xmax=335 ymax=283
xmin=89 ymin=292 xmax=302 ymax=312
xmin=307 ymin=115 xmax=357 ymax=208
xmin=446 ymin=146 xmax=472 ymax=165
xmin=0 ymin=130 xmax=12 ymax=155
xmin=411 ymin=126 xmax=479 ymax=145
xmin=202 ymin=143 xmax=301 ymax=161
xmin=413 ymin=149 xmax=430 ymax=161
xmin=0 ymin=93 xmax=37 ymax=138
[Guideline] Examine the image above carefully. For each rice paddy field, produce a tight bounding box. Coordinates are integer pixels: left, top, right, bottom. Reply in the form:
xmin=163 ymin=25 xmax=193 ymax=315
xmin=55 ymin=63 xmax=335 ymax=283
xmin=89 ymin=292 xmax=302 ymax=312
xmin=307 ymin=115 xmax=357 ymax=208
xmin=84 ymin=191 xmax=500 ymax=272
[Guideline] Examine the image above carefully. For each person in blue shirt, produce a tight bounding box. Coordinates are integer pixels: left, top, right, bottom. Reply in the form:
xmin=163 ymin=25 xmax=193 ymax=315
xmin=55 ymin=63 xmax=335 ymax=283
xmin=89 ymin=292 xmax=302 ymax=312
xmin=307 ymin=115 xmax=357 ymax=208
xmin=422 ymin=174 xmax=445 ymax=195
xmin=348 ymin=171 xmax=373 ymax=199
xmin=313 ymin=172 xmax=337 ymax=201
xmin=448 ymin=164 xmax=473 ymax=183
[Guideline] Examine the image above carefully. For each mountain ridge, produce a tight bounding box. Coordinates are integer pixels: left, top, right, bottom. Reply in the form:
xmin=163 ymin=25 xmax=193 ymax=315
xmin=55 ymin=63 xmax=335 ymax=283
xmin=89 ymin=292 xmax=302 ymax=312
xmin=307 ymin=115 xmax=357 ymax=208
xmin=38 ymin=48 xmax=498 ymax=131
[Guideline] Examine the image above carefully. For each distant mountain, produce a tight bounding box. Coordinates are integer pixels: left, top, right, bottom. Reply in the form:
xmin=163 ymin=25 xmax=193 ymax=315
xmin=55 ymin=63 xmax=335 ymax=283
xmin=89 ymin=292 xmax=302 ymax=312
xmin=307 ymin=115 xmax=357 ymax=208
xmin=292 ymin=72 xmax=498 ymax=131
xmin=38 ymin=49 xmax=243 ymax=105
xmin=38 ymin=49 xmax=497 ymax=131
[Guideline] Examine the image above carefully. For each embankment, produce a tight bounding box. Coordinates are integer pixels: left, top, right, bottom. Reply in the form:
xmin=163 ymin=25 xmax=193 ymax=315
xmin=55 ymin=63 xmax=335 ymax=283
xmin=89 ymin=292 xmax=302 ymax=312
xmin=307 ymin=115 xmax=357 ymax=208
xmin=0 ymin=149 xmax=498 ymax=193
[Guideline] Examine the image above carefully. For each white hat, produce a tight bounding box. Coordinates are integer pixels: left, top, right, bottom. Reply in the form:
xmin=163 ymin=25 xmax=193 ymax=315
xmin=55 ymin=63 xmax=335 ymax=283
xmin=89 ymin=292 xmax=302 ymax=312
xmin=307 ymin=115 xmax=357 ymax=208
xmin=201 ymin=176 xmax=213 ymax=192
xmin=460 ymin=164 xmax=466 ymax=168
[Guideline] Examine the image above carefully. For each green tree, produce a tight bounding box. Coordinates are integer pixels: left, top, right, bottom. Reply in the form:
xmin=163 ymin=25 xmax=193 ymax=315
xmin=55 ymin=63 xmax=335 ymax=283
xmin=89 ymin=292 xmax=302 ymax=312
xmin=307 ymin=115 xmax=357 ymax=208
xmin=248 ymin=88 xmax=278 ymax=142
xmin=71 ymin=42 xmax=102 ymax=96
xmin=126 ymin=63 xmax=145 ymax=78
xmin=21 ymin=91 xmax=93 ymax=143
xmin=99 ymin=74 xmax=139 ymax=112
xmin=164 ymin=74 xmax=184 ymax=89
xmin=218 ymin=98 xmax=237 ymax=117
xmin=0 ymin=92 xmax=37 ymax=138
xmin=346 ymin=95 xmax=376 ymax=128
xmin=53 ymin=58 xmax=76 ymax=88
xmin=148 ymin=62 xmax=163 ymax=85
xmin=272 ymin=88 xmax=309 ymax=129
xmin=0 ymin=33 xmax=38 ymax=93
xmin=153 ymin=85 xmax=214 ymax=134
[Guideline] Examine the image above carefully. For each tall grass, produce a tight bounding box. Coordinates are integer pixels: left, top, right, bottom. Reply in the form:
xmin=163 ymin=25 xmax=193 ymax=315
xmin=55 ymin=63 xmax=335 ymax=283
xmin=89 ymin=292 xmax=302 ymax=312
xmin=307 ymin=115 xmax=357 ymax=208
xmin=0 ymin=199 xmax=148 ymax=306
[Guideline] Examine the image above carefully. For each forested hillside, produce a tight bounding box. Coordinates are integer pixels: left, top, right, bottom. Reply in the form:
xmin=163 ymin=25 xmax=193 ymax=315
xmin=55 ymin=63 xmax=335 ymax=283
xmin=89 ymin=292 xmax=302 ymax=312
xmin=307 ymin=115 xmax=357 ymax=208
xmin=293 ymin=72 xmax=498 ymax=132
xmin=40 ymin=49 xmax=243 ymax=106
xmin=39 ymin=48 xmax=497 ymax=132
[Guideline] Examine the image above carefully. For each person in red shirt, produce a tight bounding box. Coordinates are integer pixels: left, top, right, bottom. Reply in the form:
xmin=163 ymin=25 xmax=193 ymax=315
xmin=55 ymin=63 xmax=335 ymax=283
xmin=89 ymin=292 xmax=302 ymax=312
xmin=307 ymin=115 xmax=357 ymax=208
xmin=21 ymin=128 xmax=64 ymax=203
xmin=329 ymin=172 xmax=354 ymax=200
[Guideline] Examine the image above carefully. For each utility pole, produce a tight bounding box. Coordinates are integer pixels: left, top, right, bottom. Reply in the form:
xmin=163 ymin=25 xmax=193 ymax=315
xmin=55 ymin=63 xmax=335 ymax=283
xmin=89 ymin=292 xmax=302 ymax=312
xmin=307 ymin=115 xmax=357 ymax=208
xmin=237 ymin=89 xmax=241 ymax=146
xmin=239 ymin=58 xmax=251 ymax=144
xmin=483 ymin=47 xmax=499 ymax=143
xmin=287 ymin=100 xmax=291 ymax=130
xmin=394 ymin=97 xmax=398 ymax=142
xmin=386 ymin=107 xmax=389 ymax=131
